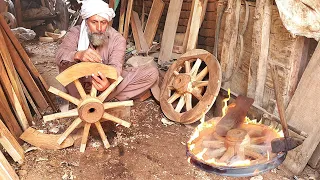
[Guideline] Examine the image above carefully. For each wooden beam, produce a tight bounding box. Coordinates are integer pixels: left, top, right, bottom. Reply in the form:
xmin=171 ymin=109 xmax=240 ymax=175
xmin=158 ymin=0 xmax=183 ymax=65
xmin=123 ymin=0 xmax=134 ymax=40
xmin=144 ymin=0 xmax=165 ymax=47
xmin=13 ymin=0 xmax=22 ymax=27
xmin=0 ymin=27 xmax=33 ymax=123
xmin=247 ymin=0 xmax=271 ymax=100
xmin=283 ymin=42 xmax=320 ymax=174
xmin=131 ymin=11 xmax=149 ymax=52
xmin=0 ymin=26 xmax=48 ymax=111
xmin=0 ymin=85 xmax=23 ymax=141
xmin=186 ymin=0 xmax=208 ymax=51
xmin=0 ymin=120 xmax=24 ymax=164
xmin=0 ymin=150 xmax=19 ymax=180
xmin=254 ymin=0 xmax=272 ymax=106
xmin=118 ymin=0 xmax=127 ymax=34
xmin=0 ymin=55 xmax=29 ymax=130
xmin=220 ymin=0 xmax=241 ymax=88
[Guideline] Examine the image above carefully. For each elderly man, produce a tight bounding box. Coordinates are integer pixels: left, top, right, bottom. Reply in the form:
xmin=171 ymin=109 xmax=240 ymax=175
xmin=56 ymin=0 xmax=158 ymax=101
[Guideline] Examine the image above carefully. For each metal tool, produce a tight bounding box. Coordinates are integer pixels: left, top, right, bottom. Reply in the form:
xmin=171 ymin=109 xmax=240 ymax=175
xmin=270 ymin=64 xmax=303 ymax=153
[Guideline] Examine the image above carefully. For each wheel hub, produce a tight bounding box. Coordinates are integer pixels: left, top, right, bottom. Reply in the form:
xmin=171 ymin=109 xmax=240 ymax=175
xmin=78 ymin=97 xmax=104 ymax=123
xmin=173 ymin=74 xmax=191 ymax=94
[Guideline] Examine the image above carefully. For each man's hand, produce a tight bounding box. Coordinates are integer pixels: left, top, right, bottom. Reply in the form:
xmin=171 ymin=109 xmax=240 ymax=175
xmin=75 ymin=49 xmax=102 ymax=63
xmin=92 ymin=71 xmax=110 ymax=91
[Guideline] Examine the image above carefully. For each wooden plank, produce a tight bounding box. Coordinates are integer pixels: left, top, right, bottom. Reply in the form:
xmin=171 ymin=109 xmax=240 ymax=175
xmin=182 ymin=0 xmax=195 ymax=53
xmin=118 ymin=0 xmax=127 ymax=34
xmin=144 ymin=0 xmax=165 ymax=47
xmin=0 ymin=15 xmax=49 ymax=90
xmin=123 ymin=0 xmax=134 ymax=39
xmin=0 ymin=26 xmax=48 ymax=111
xmin=0 ymin=119 xmax=24 ymax=164
xmin=0 ymin=85 xmax=23 ymax=140
xmin=0 ymin=55 xmax=29 ymax=130
xmin=186 ymin=0 xmax=208 ymax=51
xmin=13 ymin=0 xmax=22 ymax=27
xmin=254 ymin=0 xmax=272 ymax=106
xmin=0 ymin=27 xmax=33 ymax=124
xmin=0 ymin=150 xmax=19 ymax=180
xmin=158 ymin=0 xmax=183 ymax=65
xmin=131 ymin=11 xmax=149 ymax=52
xmin=20 ymin=127 xmax=75 ymax=150
xmin=283 ymin=42 xmax=320 ymax=174
xmin=220 ymin=0 xmax=241 ymax=88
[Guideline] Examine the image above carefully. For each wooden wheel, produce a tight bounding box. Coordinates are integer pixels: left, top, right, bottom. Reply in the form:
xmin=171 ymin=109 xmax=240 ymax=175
xmin=43 ymin=62 xmax=133 ymax=152
xmin=160 ymin=49 xmax=221 ymax=124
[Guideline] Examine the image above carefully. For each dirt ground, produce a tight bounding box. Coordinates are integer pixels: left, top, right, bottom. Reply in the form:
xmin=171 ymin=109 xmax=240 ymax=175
xmin=8 ymin=40 xmax=319 ymax=180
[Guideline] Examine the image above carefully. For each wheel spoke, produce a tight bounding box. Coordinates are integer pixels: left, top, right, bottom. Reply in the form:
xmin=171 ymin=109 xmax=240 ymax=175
xmin=94 ymin=121 xmax=110 ymax=149
xmin=102 ymin=112 xmax=131 ymax=128
xmin=43 ymin=108 xmax=78 ymax=122
xmin=103 ymin=100 xmax=134 ymax=109
xmin=167 ymin=92 xmax=181 ymax=104
xmin=48 ymin=86 xmax=80 ymax=105
xmin=73 ymin=79 xmax=86 ymax=99
xmin=90 ymin=86 xmax=97 ymax=97
xmin=98 ymin=76 xmax=123 ymax=102
xmin=57 ymin=117 xmax=82 ymax=145
xmin=196 ymin=67 xmax=208 ymax=81
xmin=80 ymin=123 xmax=91 ymax=152
xmin=192 ymin=81 xmax=208 ymax=88
xmin=190 ymin=58 xmax=202 ymax=77
xmin=185 ymin=93 xmax=192 ymax=111
xmin=191 ymin=89 xmax=203 ymax=100
xmin=185 ymin=61 xmax=191 ymax=73
xmin=175 ymin=95 xmax=185 ymax=112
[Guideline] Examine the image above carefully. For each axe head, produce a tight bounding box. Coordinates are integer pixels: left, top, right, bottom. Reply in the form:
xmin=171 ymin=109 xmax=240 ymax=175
xmin=271 ymin=136 xmax=303 ymax=153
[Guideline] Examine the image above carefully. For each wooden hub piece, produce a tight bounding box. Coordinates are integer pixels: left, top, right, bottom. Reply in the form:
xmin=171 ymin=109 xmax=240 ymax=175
xmin=173 ymin=74 xmax=191 ymax=94
xmin=78 ymin=97 xmax=104 ymax=123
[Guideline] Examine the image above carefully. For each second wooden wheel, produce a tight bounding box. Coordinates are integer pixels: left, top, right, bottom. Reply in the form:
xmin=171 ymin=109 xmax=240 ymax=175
xmin=160 ymin=49 xmax=221 ymax=124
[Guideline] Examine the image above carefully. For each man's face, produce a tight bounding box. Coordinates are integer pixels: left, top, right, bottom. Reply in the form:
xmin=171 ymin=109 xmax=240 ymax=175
xmin=86 ymin=14 xmax=109 ymax=47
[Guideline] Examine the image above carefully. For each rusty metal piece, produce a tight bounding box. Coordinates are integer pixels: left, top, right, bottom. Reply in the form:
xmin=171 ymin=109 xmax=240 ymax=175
xmin=271 ymin=137 xmax=303 ymax=153
xmin=215 ymin=95 xmax=254 ymax=136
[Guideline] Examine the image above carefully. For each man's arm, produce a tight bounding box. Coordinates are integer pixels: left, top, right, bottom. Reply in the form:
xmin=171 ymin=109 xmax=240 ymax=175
xmin=55 ymin=26 xmax=80 ymax=68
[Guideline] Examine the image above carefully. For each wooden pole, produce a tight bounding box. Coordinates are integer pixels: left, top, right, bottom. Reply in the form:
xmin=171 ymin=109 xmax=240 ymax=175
xmin=118 ymin=0 xmax=127 ymax=34
xmin=186 ymin=0 xmax=208 ymax=51
xmin=123 ymin=0 xmax=134 ymax=39
xmin=143 ymin=0 xmax=165 ymax=47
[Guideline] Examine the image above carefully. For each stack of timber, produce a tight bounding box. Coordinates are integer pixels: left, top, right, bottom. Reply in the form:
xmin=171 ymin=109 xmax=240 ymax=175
xmin=0 ymin=14 xmax=56 ymax=141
